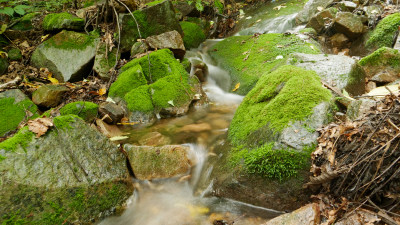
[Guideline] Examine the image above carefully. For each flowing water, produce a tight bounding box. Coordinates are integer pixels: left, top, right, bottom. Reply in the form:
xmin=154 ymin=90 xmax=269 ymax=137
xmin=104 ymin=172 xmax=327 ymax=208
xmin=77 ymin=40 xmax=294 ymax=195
xmin=99 ymin=5 xmax=308 ymax=223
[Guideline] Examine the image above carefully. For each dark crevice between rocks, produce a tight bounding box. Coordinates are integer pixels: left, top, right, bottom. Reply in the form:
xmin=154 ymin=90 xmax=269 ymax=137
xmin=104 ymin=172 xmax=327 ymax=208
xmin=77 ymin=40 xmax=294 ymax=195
xmin=126 ymin=156 xmax=136 ymax=179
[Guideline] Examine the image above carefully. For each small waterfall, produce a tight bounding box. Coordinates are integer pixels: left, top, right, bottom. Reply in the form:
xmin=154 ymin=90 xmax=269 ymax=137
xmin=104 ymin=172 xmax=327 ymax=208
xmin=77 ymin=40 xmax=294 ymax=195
xmin=237 ymin=13 xmax=301 ymax=36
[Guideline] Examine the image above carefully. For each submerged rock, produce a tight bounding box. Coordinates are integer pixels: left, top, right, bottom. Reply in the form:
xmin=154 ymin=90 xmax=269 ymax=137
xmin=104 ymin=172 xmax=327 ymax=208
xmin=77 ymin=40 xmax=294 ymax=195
xmin=99 ymin=102 xmax=125 ymax=124
xmin=32 ymin=84 xmax=69 ymax=108
xmin=42 ymin=12 xmax=85 ymax=31
xmin=333 ymin=12 xmax=364 ymax=40
xmin=0 ymin=115 xmax=132 ymax=224
xmin=145 ymin=30 xmax=186 ymax=59
xmin=31 ymin=30 xmax=98 ymax=82
xmin=359 ymin=47 xmax=400 ymax=83
xmin=119 ymin=0 xmax=183 ymax=52
xmin=125 ymin=144 xmax=192 ymax=180
xmin=286 ymin=53 xmax=366 ymax=96
xmin=138 ymin=131 xmax=171 ymax=146
xmin=0 ymin=89 xmax=38 ymax=136
xmin=209 ymin=33 xmax=321 ymax=95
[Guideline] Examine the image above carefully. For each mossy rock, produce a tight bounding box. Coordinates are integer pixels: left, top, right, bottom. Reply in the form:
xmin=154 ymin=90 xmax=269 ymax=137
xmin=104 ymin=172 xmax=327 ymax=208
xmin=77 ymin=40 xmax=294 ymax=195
xmin=229 ymin=65 xmax=332 ymax=147
xmin=42 ymin=12 xmax=85 ymax=31
xmin=209 ymin=33 xmax=321 ymax=95
xmin=93 ymin=41 xmax=121 ymax=80
xmin=10 ymin=12 xmax=40 ymax=31
xmin=110 ymin=49 xmax=198 ymax=120
xmin=119 ymin=0 xmax=183 ymax=52
xmin=7 ymin=48 xmax=22 ymax=61
xmin=0 ymin=90 xmax=38 ymax=136
xmin=359 ymin=47 xmax=400 ymax=82
xmin=59 ymin=101 xmax=99 ymax=122
xmin=31 ymin=30 xmax=99 ymax=82
xmin=0 ymin=57 xmax=8 ymax=75
xmin=180 ymin=21 xmax=206 ymax=49
xmin=0 ymin=116 xmax=132 ymax=224
xmin=366 ymin=13 xmax=400 ymax=51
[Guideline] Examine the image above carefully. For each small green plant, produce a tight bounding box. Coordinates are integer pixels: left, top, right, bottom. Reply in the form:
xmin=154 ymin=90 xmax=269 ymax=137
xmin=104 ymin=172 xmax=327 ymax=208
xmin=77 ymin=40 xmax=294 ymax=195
xmin=0 ymin=4 xmax=31 ymax=17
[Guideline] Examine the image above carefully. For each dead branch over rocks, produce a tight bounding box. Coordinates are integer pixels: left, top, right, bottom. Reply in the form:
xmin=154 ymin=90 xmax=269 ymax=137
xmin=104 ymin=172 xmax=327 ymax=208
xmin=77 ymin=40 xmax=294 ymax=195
xmin=309 ymin=93 xmax=400 ymax=222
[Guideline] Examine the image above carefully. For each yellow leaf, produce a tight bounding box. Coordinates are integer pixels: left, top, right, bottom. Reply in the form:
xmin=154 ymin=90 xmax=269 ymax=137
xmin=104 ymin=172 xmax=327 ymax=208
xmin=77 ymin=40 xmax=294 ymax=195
xmin=47 ymin=73 xmax=59 ymax=84
xmin=98 ymin=88 xmax=106 ymax=96
xmin=41 ymin=34 xmax=50 ymax=42
xmin=0 ymin=50 xmax=7 ymax=58
xmin=232 ymin=82 xmax=240 ymax=92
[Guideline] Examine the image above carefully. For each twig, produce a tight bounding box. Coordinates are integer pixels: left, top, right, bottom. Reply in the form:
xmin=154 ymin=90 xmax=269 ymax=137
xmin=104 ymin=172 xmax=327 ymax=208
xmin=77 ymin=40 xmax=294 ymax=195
xmin=0 ymin=76 xmax=21 ymax=89
xmin=367 ymin=198 xmax=398 ymax=225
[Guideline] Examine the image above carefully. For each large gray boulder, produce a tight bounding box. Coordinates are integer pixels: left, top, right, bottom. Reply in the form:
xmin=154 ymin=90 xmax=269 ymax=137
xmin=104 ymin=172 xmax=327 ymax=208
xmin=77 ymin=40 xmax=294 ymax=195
xmin=0 ymin=115 xmax=132 ymax=224
xmin=287 ymin=53 xmax=366 ymax=96
xmin=119 ymin=0 xmax=183 ymax=52
xmin=31 ymin=30 xmax=99 ymax=82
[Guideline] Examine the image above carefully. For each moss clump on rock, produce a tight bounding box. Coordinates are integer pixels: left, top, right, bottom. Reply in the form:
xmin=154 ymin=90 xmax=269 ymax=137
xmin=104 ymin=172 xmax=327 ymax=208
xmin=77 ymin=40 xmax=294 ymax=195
xmin=10 ymin=12 xmax=39 ymax=30
xmin=45 ymin=30 xmax=97 ymax=50
xmin=109 ymin=64 xmax=147 ymax=98
xmin=124 ymin=85 xmax=154 ymax=112
xmin=7 ymin=48 xmax=22 ymax=61
xmin=366 ymin=13 xmax=400 ymax=50
xmin=209 ymin=33 xmax=321 ymax=95
xmin=146 ymin=0 xmax=165 ymax=6
xmin=359 ymin=47 xmax=400 ymax=68
xmin=42 ymin=12 xmax=85 ymax=31
xmin=0 ymin=97 xmax=38 ymax=136
xmin=0 ymin=126 xmax=34 ymax=161
xmin=59 ymin=101 xmax=98 ymax=122
xmin=229 ymin=143 xmax=314 ymax=181
xmin=228 ymin=65 xmax=332 ymax=146
xmin=180 ymin=21 xmax=206 ymax=49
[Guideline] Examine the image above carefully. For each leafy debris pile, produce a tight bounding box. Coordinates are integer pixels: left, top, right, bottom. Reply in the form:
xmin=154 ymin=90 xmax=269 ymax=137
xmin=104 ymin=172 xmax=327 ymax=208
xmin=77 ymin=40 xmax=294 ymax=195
xmin=308 ymin=93 xmax=400 ymax=223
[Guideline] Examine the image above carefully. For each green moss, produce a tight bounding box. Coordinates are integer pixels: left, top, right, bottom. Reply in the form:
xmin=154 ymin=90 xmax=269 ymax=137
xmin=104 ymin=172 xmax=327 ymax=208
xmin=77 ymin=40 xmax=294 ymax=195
xmin=229 ymin=143 xmax=313 ymax=181
xmin=7 ymin=48 xmax=22 ymax=61
xmin=42 ymin=12 xmax=84 ymax=31
xmin=121 ymin=49 xmax=187 ymax=82
xmin=53 ymin=114 xmax=80 ymax=130
xmin=59 ymin=102 xmax=98 ymax=122
xmin=150 ymin=74 xmax=192 ymax=109
xmin=299 ymin=28 xmax=317 ymax=35
xmin=366 ymin=13 xmax=400 ymax=49
xmin=229 ymin=65 xmax=332 ymax=146
xmin=0 ymin=127 xmax=34 ymax=157
xmin=209 ymin=34 xmax=321 ymax=95
xmin=359 ymin=47 xmax=400 ymax=68
xmin=109 ymin=64 xmax=147 ymax=98
xmin=124 ymin=85 xmax=154 ymax=112
xmin=146 ymin=0 xmax=164 ymax=6
xmin=0 ymin=98 xmax=38 ymax=136
xmin=181 ymin=58 xmax=191 ymax=72
xmin=45 ymin=30 xmax=96 ymax=50
xmin=10 ymin=12 xmax=39 ymax=31
xmin=180 ymin=21 xmax=206 ymax=49
xmin=1 ymin=181 xmax=132 ymax=224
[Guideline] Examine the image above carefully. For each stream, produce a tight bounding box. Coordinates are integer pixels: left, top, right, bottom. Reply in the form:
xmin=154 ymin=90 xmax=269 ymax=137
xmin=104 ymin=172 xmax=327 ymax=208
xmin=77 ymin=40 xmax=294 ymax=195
xmin=99 ymin=3 xmax=306 ymax=224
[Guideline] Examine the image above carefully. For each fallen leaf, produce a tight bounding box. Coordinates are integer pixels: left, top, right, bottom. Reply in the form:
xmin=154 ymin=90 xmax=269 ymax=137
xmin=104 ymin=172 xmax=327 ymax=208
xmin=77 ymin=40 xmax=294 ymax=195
xmin=273 ymin=4 xmax=287 ymax=10
xmin=47 ymin=73 xmax=59 ymax=84
xmin=109 ymin=136 xmax=129 ymax=141
xmin=41 ymin=34 xmax=50 ymax=42
xmin=232 ymin=83 xmax=240 ymax=92
xmin=28 ymin=117 xmax=54 ymax=138
xmin=168 ymin=100 xmax=174 ymax=106
xmin=98 ymin=87 xmax=106 ymax=96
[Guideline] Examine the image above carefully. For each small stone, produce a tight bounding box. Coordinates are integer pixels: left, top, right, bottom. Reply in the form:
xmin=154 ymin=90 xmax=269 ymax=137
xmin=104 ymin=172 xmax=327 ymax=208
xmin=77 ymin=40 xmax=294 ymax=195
xmin=365 ymin=81 xmax=376 ymax=92
xmin=138 ymin=132 xmax=171 ymax=146
xmin=192 ymin=59 xmax=208 ymax=82
xmin=32 ymin=85 xmax=69 ymax=108
xmin=331 ymin=33 xmax=349 ymax=48
xmin=7 ymin=48 xmax=22 ymax=61
xmin=99 ymin=102 xmax=125 ymax=124
xmin=145 ymin=31 xmax=186 ymax=59
xmin=371 ymin=72 xmax=398 ymax=83
xmin=130 ymin=42 xmax=148 ymax=57
xmin=179 ymin=123 xmax=212 ymax=133
xmin=93 ymin=42 xmax=120 ymax=81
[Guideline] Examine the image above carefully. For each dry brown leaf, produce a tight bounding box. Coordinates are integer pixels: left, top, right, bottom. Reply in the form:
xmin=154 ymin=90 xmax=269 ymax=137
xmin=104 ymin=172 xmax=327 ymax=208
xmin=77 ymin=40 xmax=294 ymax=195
xmin=28 ymin=117 xmax=54 ymax=138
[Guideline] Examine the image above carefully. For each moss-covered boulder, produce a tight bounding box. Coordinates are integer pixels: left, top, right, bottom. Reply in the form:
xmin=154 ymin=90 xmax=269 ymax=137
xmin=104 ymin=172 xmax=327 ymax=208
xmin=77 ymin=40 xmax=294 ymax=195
xmin=229 ymin=65 xmax=332 ymax=148
xmin=109 ymin=49 xmax=202 ymax=122
xmin=366 ymin=13 xmax=400 ymax=51
xmin=93 ymin=42 xmax=121 ymax=80
xmin=180 ymin=21 xmax=206 ymax=49
xmin=125 ymin=144 xmax=192 ymax=180
xmin=0 ymin=89 xmax=38 ymax=136
xmin=7 ymin=48 xmax=22 ymax=61
xmin=0 ymin=57 xmax=8 ymax=75
xmin=60 ymin=101 xmax=99 ymax=122
xmin=31 ymin=30 xmax=99 ymax=82
xmin=119 ymin=0 xmax=183 ymax=52
xmin=286 ymin=53 xmax=366 ymax=96
xmin=10 ymin=12 xmax=39 ymax=31
xmin=208 ymin=33 xmax=321 ymax=95
xmin=0 ymin=115 xmax=133 ymax=224
xmin=42 ymin=12 xmax=85 ymax=31
xmin=359 ymin=47 xmax=400 ymax=83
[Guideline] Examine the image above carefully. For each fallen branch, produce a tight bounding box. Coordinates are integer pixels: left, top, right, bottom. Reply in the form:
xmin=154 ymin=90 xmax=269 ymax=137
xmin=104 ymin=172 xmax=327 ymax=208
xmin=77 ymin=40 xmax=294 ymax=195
xmin=0 ymin=76 xmax=21 ymax=89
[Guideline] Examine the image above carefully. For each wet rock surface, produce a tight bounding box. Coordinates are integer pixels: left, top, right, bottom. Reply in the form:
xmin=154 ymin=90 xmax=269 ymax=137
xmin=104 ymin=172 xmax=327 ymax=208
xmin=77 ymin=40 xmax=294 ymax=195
xmin=32 ymin=84 xmax=69 ymax=108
